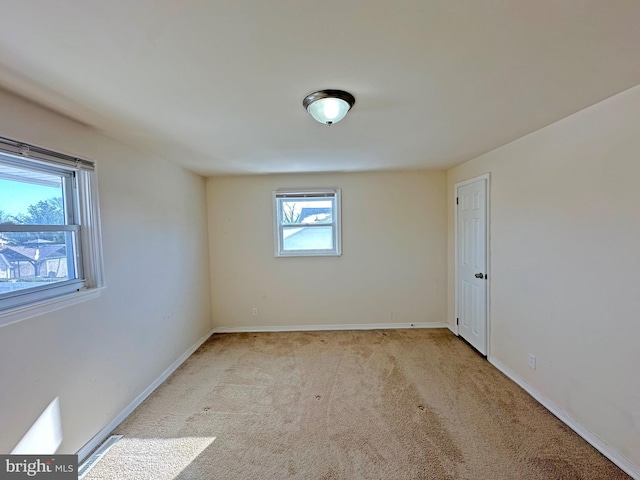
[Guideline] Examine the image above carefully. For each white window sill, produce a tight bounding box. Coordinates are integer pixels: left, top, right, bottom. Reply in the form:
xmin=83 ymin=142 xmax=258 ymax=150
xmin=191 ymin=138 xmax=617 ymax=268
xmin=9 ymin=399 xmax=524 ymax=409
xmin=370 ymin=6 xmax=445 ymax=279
xmin=0 ymin=287 xmax=105 ymax=328
xmin=275 ymin=252 xmax=342 ymax=257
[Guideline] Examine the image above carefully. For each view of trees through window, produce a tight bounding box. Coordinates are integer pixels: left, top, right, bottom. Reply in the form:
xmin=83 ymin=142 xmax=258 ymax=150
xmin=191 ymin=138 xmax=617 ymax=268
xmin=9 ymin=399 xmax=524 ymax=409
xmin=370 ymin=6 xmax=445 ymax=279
xmin=280 ymin=198 xmax=335 ymax=252
xmin=281 ymin=199 xmax=333 ymax=225
xmin=0 ymin=168 xmax=74 ymax=295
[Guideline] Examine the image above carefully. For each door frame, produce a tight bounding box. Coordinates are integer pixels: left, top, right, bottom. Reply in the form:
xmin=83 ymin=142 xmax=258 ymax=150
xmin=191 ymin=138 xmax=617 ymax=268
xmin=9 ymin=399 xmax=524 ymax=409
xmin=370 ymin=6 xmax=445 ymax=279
xmin=454 ymin=173 xmax=491 ymax=356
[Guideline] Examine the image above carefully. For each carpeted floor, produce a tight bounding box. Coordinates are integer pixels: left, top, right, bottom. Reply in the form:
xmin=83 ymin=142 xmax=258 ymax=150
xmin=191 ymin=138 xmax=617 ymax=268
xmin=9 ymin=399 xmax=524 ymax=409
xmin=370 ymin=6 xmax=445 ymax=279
xmin=84 ymin=329 xmax=630 ymax=479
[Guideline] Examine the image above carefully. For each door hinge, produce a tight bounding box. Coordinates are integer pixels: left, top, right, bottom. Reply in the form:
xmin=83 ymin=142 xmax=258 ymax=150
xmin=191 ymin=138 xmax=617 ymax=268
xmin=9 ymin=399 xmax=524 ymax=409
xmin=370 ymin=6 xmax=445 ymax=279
xmin=456 ymin=197 xmax=459 ymax=205
xmin=456 ymin=317 xmax=459 ymax=325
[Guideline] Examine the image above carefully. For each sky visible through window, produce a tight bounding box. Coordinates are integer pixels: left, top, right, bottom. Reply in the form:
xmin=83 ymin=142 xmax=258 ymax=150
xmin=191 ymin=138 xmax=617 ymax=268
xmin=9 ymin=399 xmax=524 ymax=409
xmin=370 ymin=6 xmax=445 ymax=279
xmin=282 ymin=199 xmax=332 ymax=224
xmin=0 ymin=179 xmax=60 ymax=218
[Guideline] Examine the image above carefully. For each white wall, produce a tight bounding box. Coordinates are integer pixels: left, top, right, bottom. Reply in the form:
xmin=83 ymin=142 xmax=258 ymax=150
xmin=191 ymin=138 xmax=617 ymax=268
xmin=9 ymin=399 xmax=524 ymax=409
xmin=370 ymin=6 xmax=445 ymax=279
xmin=0 ymin=88 xmax=212 ymax=454
xmin=207 ymin=171 xmax=447 ymax=329
xmin=447 ymin=86 xmax=640 ymax=470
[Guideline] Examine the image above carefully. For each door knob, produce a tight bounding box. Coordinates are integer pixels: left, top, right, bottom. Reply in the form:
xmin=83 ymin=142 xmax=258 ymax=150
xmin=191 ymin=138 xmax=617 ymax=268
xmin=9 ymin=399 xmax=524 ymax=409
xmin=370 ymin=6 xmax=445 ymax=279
xmin=475 ymin=273 xmax=484 ymax=279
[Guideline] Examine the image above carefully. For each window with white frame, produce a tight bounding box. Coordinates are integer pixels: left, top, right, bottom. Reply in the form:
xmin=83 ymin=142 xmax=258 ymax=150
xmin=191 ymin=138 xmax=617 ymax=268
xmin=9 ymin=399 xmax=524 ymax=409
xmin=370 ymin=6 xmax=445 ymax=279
xmin=273 ymin=189 xmax=342 ymax=257
xmin=0 ymin=137 xmax=103 ymax=316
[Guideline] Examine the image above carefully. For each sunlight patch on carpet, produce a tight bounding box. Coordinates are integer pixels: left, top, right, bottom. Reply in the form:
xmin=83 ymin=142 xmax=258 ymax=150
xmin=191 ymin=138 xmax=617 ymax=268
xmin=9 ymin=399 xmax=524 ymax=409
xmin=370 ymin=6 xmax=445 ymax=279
xmin=83 ymin=436 xmax=216 ymax=480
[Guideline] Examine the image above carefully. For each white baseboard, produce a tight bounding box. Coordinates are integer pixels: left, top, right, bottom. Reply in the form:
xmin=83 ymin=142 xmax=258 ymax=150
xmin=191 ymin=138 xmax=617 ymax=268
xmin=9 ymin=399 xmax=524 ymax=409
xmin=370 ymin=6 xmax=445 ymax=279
xmin=76 ymin=326 xmax=216 ymax=462
xmin=447 ymin=323 xmax=458 ymax=336
xmin=212 ymin=322 xmax=449 ymax=334
xmin=489 ymin=356 xmax=639 ymax=480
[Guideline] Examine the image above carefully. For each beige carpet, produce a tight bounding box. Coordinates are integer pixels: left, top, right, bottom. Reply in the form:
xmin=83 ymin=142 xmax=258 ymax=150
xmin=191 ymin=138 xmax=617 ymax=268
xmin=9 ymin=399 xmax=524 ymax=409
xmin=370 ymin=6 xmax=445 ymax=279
xmin=84 ymin=329 xmax=629 ymax=479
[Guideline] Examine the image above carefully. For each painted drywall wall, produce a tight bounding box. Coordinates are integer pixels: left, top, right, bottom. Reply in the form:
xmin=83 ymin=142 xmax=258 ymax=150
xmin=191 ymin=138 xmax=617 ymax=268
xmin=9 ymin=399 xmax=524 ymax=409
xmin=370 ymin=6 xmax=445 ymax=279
xmin=0 ymin=88 xmax=212 ymax=454
xmin=207 ymin=171 xmax=447 ymax=329
xmin=447 ymin=86 xmax=640 ymax=469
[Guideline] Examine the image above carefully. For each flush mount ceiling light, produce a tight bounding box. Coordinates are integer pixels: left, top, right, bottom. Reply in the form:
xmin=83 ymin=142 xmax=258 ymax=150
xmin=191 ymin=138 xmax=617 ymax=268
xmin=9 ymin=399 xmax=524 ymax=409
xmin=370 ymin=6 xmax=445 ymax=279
xmin=303 ymin=89 xmax=355 ymax=125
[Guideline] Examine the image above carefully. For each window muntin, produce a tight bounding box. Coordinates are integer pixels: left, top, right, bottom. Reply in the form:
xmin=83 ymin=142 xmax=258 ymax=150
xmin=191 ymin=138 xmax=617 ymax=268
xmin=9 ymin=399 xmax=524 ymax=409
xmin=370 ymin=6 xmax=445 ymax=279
xmin=0 ymin=140 xmax=102 ymax=315
xmin=274 ymin=189 xmax=341 ymax=257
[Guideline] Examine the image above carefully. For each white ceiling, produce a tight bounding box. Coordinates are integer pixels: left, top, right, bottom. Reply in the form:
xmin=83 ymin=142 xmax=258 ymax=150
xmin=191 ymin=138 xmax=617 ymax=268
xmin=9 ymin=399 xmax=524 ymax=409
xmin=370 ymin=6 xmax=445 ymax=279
xmin=0 ymin=1 xmax=638 ymax=176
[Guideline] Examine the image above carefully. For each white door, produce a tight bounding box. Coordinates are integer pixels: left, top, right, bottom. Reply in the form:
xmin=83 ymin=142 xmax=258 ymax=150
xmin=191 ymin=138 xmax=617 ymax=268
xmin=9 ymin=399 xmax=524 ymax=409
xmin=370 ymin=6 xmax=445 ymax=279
xmin=456 ymin=176 xmax=488 ymax=355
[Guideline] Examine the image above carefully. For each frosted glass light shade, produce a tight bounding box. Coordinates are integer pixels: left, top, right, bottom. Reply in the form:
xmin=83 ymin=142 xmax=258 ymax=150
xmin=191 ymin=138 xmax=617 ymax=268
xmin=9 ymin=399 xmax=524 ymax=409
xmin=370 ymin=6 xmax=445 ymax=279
xmin=303 ymin=90 xmax=355 ymax=125
xmin=307 ymin=97 xmax=350 ymax=125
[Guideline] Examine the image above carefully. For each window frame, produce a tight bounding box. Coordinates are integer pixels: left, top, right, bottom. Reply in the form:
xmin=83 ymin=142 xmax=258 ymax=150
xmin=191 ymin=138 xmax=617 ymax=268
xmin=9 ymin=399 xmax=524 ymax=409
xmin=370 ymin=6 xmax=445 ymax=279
xmin=273 ymin=188 xmax=342 ymax=257
xmin=0 ymin=136 xmax=104 ymax=324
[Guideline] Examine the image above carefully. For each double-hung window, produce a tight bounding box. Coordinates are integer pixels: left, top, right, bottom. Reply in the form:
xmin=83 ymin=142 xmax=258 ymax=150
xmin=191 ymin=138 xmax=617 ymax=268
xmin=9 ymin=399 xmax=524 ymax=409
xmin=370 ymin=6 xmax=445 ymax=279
xmin=0 ymin=137 xmax=103 ymax=317
xmin=273 ymin=188 xmax=341 ymax=257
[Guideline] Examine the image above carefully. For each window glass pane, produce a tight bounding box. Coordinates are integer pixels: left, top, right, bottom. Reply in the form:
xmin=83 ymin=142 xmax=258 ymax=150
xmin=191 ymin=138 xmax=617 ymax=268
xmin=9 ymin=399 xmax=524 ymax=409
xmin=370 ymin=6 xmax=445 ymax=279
xmin=0 ymin=164 xmax=65 ymax=225
xmin=274 ymin=189 xmax=341 ymax=257
xmin=282 ymin=226 xmax=334 ymax=251
xmin=0 ymin=231 xmax=77 ymax=295
xmin=281 ymin=198 xmax=333 ymax=225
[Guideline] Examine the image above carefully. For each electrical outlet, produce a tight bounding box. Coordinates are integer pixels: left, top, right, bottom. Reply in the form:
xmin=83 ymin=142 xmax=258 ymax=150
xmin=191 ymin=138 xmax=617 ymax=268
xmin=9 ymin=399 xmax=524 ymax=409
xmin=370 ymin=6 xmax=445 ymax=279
xmin=252 ymin=307 xmax=258 ymax=316
xmin=528 ymin=354 xmax=536 ymax=369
